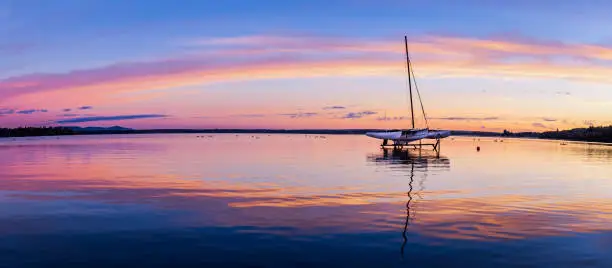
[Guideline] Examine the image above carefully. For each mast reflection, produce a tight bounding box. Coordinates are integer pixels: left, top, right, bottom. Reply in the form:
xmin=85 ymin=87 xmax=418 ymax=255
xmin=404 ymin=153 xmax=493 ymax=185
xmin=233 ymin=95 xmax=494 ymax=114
xmin=401 ymin=157 xmax=414 ymax=260
xmin=366 ymin=148 xmax=450 ymax=260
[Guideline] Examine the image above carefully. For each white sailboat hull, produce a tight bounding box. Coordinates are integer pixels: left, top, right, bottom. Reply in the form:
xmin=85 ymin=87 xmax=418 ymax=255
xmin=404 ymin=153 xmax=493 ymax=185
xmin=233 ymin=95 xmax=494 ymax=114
xmin=365 ymin=130 xmax=450 ymax=142
xmin=366 ymin=131 xmax=404 ymax=140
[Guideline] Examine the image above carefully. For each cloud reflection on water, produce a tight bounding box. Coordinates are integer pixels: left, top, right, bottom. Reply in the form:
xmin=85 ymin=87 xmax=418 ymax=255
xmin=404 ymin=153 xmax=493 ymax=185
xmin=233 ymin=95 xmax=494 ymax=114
xmin=0 ymin=135 xmax=611 ymax=243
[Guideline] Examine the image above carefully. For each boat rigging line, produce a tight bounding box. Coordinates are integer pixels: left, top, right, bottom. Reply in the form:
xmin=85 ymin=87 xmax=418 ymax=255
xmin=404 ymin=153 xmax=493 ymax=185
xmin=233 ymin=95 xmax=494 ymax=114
xmin=404 ymin=36 xmax=429 ymax=129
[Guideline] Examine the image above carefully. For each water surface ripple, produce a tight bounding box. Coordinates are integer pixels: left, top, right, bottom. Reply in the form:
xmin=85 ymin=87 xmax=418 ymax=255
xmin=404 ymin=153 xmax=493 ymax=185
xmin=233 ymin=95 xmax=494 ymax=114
xmin=0 ymin=134 xmax=611 ymax=267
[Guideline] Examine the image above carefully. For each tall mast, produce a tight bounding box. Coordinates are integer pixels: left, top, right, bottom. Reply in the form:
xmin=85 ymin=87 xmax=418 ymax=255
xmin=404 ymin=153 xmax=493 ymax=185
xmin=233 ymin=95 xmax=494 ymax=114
xmin=405 ymin=36 xmax=415 ymax=129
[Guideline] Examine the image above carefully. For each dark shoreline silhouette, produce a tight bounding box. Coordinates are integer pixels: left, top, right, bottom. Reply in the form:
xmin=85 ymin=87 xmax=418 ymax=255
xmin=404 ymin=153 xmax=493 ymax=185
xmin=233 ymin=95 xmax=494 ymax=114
xmin=0 ymin=127 xmax=76 ymax=137
xmin=539 ymin=126 xmax=612 ymax=143
xmin=1 ymin=125 xmax=611 ymax=143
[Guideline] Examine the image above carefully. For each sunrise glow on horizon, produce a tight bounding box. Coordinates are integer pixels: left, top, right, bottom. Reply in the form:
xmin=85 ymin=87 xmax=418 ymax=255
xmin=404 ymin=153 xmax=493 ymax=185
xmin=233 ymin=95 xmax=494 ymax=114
xmin=1 ymin=1 xmax=611 ymax=132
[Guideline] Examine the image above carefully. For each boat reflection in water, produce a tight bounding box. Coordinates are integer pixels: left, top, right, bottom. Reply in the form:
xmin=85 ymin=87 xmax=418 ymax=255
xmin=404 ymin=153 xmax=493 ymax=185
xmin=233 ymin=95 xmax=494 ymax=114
xmin=367 ymin=148 xmax=450 ymax=260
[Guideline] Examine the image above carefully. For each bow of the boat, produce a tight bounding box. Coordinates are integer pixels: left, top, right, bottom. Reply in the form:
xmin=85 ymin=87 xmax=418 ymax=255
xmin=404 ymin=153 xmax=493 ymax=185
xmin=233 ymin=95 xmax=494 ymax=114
xmin=365 ymin=131 xmax=402 ymax=139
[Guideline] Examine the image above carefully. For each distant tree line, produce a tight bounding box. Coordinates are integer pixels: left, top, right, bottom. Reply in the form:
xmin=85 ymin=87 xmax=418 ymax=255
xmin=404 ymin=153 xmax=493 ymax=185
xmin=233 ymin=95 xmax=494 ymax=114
xmin=539 ymin=125 xmax=612 ymax=143
xmin=0 ymin=127 xmax=75 ymax=137
xmin=500 ymin=129 xmax=539 ymax=138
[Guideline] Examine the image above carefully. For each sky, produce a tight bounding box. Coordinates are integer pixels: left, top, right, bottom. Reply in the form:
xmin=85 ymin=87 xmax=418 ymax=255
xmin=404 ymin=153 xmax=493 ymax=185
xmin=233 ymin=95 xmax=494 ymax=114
xmin=1 ymin=0 xmax=611 ymax=131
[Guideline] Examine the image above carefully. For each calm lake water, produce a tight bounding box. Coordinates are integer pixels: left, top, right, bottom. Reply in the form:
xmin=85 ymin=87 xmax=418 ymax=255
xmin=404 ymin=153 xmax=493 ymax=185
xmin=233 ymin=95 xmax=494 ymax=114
xmin=0 ymin=134 xmax=611 ymax=267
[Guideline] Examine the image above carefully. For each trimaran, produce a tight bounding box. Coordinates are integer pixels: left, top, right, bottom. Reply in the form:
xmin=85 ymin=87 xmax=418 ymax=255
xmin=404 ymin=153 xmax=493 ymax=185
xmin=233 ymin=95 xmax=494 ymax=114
xmin=365 ymin=36 xmax=450 ymax=147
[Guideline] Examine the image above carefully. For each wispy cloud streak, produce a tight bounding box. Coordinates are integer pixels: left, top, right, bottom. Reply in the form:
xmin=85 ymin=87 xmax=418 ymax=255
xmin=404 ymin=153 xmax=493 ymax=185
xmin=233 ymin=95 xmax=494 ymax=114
xmin=16 ymin=109 xmax=47 ymax=114
xmin=322 ymin=105 xmax=346 ymax=110
xmin=532 ymin=122 xmax=548 ymax=128
xmin=377 ymin=116 xmax=409 ymax=121
xmin=0 ymin=108 xmax=15 ymax=115
xmin=279 ymin=112 xmax=318 ymax=119
xmin=341 ymin=111 xmax=377 ymax=119
xmin=56 ymin=114 xmax=167 ymax=123
xmin=430 ymin=116 xmax=500 ymax=121
xmin=58 ymin=113 xmax=79 ymax=117
xmin=231 ymin=114 xmax=266 ymax=118
xmin=4 ymin=34 xmax=612 ymax=101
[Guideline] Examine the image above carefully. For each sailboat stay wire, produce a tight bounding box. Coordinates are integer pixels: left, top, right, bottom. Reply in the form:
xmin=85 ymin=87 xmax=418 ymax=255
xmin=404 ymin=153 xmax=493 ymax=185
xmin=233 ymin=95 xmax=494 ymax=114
xmin=403 ymin=37 xmax=429 ymax=129
xmin=403 ymin=55 xmax=412 ymax=125
xmin=408 ymin=59 xmax=430 ymax=129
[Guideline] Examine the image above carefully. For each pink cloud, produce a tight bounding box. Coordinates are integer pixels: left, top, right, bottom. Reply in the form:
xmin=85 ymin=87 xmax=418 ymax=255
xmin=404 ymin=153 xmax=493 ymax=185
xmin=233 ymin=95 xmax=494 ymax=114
xmin=3 ymin=33 xmax=612 ymax=108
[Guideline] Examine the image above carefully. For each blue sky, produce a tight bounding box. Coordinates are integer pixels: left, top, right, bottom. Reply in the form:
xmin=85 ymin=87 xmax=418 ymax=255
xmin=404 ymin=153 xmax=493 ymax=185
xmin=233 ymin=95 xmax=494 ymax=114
xmin=1 ymin=0 xmax=611 ymax=130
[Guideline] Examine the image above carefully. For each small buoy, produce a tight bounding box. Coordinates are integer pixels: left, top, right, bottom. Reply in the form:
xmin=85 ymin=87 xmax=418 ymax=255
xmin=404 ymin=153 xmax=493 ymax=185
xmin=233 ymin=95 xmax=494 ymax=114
xmin=476 ymin=146 xmax=481 ymax=151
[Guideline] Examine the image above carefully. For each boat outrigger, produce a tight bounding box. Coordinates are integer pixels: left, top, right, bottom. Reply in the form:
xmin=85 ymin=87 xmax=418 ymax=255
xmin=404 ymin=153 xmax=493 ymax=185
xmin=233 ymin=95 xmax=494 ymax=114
xmin=365 ymin=36 xmax=450 ymax=150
